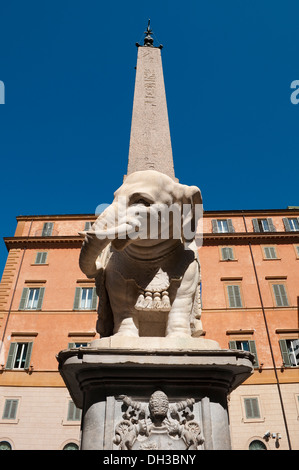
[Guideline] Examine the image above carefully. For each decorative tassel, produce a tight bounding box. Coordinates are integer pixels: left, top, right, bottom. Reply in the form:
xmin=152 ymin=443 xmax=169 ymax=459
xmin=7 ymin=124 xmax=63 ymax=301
xmin=161 ymin=291 xmax=171 ymax=311
xmin=143 ymin=291 xmax=153 ymax=309
xmin=152 ymin=291 xmax=162 ymax=310
xmin=135 ymin=291 xmax=145 ymax=310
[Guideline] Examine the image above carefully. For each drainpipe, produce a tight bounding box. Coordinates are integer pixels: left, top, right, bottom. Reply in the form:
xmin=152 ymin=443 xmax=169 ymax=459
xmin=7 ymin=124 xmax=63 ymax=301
xmin=0 ymin=219 xmax=34 ymax=361
xmin=242 ymin=214 xmax=292 ymax=450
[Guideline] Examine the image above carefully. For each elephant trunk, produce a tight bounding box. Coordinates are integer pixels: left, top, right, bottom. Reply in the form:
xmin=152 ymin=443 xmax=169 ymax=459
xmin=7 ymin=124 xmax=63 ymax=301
xmin=79 ymin=232 xmax=111 ymax=278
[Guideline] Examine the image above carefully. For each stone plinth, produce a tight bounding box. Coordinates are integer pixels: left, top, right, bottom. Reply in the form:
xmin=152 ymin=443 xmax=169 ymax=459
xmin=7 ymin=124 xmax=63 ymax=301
xmin=57 ymin=338 xmax=254 ymax=450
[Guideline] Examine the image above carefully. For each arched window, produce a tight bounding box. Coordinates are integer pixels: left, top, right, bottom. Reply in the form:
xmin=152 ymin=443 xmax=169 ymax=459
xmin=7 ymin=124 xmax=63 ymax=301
xmin=63 ymin=442 xmax=79 ymax=450
xmin=0 ymin=441 xmax=12 ymax=450
xmin=249 ymin=439 xmax=267 ymax=450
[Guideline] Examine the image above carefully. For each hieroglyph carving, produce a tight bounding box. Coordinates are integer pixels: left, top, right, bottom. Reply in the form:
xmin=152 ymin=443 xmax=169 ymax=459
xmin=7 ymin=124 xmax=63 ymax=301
xmin=113 ymin=391 xmax=204 ymax=450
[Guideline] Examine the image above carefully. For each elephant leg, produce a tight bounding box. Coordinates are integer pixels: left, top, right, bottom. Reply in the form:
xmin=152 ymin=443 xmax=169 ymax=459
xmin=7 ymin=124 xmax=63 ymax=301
xmin=166 ymin=295 xmax=193 ymax=337
xmin=113 ymin=313 xmax=139 ymax=337
xmin=166 ymin=259 xmax=199 ymax=338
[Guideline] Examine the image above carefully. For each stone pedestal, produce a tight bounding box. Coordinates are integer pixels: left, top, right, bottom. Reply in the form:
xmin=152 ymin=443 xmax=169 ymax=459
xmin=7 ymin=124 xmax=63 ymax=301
xmin=57 ymin=338 xmax=254 ymax=450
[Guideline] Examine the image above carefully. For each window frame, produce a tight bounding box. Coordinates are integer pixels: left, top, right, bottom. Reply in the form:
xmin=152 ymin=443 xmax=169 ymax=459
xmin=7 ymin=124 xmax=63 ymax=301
xmin=229 ymin=339 xmax=259 ymax=368
xmin=252 ymin=218 xmax=276 ymax=233
xmin=62 ymin=399 xmax=82 ymax=426
xmin=73 ymin=286 xmax=97 ymax=311
xmin=271 ymin=283 xmax=289 ymax=307
xmin=34 ymin=251 xmax=48 ymax=265
xmin=1 ymin=398 xmax=21 ymax=424
xmin=262 ymin=245 xmax=278 ymax=260
xmin=225 ymin=283 xmax=243 ymax=308
xmin=19 ymin=287 xmax=45 ymax=311
xmin=283 ymin=217 xmax=299 ymax=232
xmin=212 ymin=219 xmax=235 ymax=233
xmin=241 ymin=396 xmax=264 ymax=423
xmin=41 ymin=222 xmax=54 ymax=237
xmin=220 ymin=246 xmax=236 ymax=261
xmin=5 ymin=341 xmax=33 ymax=370
xmin=279 ymin=338 xmax=299 ymax=367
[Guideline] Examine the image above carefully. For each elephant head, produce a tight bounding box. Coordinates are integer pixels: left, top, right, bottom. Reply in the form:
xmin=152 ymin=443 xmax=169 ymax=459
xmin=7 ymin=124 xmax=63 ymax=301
xmin=79 ymin=170 xmax=202 ymax=279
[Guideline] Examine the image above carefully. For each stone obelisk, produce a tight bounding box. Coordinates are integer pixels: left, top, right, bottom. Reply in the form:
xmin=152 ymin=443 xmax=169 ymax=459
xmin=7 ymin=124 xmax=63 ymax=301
xmin=127 ymin=22 xmax=175 ymax=179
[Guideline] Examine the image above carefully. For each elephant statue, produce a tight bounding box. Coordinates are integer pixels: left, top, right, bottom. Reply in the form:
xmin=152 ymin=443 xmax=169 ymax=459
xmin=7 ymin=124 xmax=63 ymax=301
xmin=79 ymin=170 xmax=203 ymax=338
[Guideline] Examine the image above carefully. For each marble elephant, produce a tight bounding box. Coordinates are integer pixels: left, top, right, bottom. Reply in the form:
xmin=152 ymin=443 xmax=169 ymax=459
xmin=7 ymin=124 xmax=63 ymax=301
xmin=79 ymin=170 xmax=203 ymax=338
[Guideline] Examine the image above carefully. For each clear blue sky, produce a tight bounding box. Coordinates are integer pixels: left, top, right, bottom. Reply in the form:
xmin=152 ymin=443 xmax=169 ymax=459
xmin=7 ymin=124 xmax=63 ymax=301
xmin=0 ymin=0 xmax=299 ymax=274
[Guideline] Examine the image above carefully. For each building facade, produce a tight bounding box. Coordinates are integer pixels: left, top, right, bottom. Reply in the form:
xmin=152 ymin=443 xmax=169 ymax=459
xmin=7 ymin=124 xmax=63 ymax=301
xmin=0 ymin=208 xmax=298 ymax=450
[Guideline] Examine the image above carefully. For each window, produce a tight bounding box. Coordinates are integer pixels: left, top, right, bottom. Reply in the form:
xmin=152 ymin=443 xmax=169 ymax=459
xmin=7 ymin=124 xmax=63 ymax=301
xmin=221 ymin=247 xmax=234 ymax=260
xmin=263 ymin=246 xmax=277 ymax=259
xmin=73 ymin=287 xmax=97 ymax=310
xmin=34 ymin=252 xmax=48 ymax=264
xmin=0 ymin=441 xmax=12 ymax=450
xmin=2 ymin=399 xmax=19 ymax=420
xmin=229 ymin=340 xmax=259 ymax=367
xmin=243 ymin=397 xmax=261 ymax=419
xmin=249 ymin=440 xmax=267 ymax=450
xmin=283 ymin=217 xmax=299 ymax=232
xmin=279 ymin=339 xmax=299 ymax=367
xmin=19 ymin=287 xmax=45 ymax=310
xmin=212 ymin=219 xmax=235 ymax=233
xmin=63 ymin=443 xmax=79 ymax=450
xmin=226 ymin=285 xmax=242 ymax=308
xmin=41 ymin=222 xmax=53 ymax=236
xmin=67 ymin=401 xmax=82 ymax=422
xmin=5 ymin=342 xmax=33 ymax=370
xmin=295 ymin=245 xmax=299 ymax=258
xmin=272 ymin=284 xmax=289 ymax=307
xmin=68 ymin=342 xmax=89 ymax=348
xmin=252 ymin=218 xmax=276 ymax=232
xmin=84 ymin=221 xmax=92 ymax=231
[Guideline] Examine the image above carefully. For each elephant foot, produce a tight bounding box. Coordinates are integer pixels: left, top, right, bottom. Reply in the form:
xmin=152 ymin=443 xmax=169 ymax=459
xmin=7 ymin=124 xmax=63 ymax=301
xmin=166 ymin=332 xmax=191 ymax=339
xmin=113 ymin=332 xmax=139 ymax=338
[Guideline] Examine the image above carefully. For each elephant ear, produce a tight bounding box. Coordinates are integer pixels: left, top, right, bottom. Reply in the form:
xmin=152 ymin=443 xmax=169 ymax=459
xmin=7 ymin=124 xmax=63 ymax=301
xmin=179 ymin=185 xmax=202 ymax=244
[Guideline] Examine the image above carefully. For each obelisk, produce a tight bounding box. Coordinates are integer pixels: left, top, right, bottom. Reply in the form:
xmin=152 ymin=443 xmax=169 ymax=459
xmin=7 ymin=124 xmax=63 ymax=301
xmin=127 ymin=21 xmax=175 ymax=179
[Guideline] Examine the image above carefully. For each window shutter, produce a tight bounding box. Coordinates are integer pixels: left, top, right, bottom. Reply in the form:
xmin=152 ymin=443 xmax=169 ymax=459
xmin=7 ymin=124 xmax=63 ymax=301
xmin=19 ymin=288 xmax=29 ymax=310
xmin=227 ymin=285 xmax=242 ymax=308
xmin=279 ymin=339 xmax=291 ymax=366
xmin=248 ymin=340 xmax=259 ymax=368
xmin=67 ymin=401 xmax=81 ymax=421
xmin=244 ymin=398 xmax=260 ymax=419
xmin=222 ymin=247 xmax=234 ymax=260
xmin=5 ymin=343 xmax=17 ymax=369
xmin=3 ymin=399 xmax=18 ymax=420
xmin=282 ymin=218 xmax=291 ymax=232
xmin=212 ymin=220 xmax=218 ymax=233
xmin=267 ymin=218 xmax=276 ymax=232
xmin=41 ymin=252 xmax=47 ymax=263
xmin=73 ymin=287 xmax=81 ymax=310
xmin=91 ymin=287 xmax=98 ymax=310
xmin=35 ymin=252 xmax=42 ymax=264
xmin=252 ymin=219 xmax=260 ymax=232
xmin=227 ymin=219 xmax=235 ymax=233
xmin=24 ymin=342 xmax=33 ymax=370
xmin=68 ymin=342 xmax=76 ymax=349
xmin=36 ymin=287 xmax=45 ymax=310
xmin=221 ymin=247 xmax=228 ymax=259
xmin=229 ymin=341 xmax=237 ymax=350
xmin=42 ymin=222 xmax=53 ymax=236
xmin=35 ymin=252 xmax=47 ymax=264
xmin=84 ymin=222 xmax=92 ymax=231
xmin=272 ymin=284 xmax=288 ymax=307
xmin=264 ymin=247 xmax=270 ymax=258
xmin=264 ymin=246 xmax=277 ymax=259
